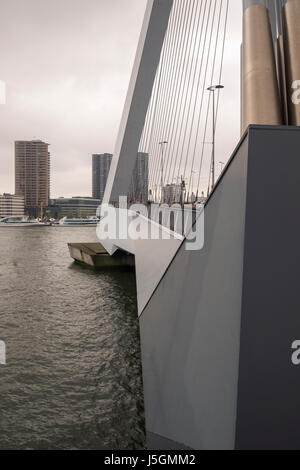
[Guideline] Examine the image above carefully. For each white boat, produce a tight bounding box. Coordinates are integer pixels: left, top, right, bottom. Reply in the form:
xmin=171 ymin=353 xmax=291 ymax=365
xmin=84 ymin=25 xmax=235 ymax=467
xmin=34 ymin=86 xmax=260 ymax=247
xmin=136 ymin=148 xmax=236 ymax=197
xmin=58 ymin=216 xmax=99 ymax=226
xmin=0 ymin=217 xmax=45 ymax=227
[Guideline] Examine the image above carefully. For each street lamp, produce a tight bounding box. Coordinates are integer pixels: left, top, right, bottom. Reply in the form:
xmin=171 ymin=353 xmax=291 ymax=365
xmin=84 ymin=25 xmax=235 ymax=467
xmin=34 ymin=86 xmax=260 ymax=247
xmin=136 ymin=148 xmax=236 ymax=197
xmin=207 ymin=85 xmax=224 ymax=190
xmin=159 ymin=141 xmax=168 ymax=202
xmin=190 ymin=170 xmax=198 ymax=203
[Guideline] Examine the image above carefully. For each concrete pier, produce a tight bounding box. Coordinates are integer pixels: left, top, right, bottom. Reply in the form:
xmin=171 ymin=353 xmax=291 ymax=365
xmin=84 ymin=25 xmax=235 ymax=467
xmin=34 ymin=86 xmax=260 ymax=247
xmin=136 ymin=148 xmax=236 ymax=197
xmin=68 ymin=243 xmax=135 ymax=269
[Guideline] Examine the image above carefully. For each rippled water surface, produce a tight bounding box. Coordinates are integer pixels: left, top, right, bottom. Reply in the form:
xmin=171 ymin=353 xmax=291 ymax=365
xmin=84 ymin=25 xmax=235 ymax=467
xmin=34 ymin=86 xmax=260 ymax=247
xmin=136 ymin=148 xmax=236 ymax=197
xmin=0 ymin=226 xmax=145 ymax=450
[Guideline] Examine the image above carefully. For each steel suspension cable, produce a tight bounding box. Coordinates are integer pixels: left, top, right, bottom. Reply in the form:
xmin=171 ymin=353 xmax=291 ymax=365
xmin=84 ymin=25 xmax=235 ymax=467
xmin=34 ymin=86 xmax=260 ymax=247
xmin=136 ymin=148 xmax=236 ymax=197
xmin=163 ymin=0 xmax=205 ymax=189
xmin=186 ymin=0 xmax=223 ymax=200
xmin=148 ymin=0 xmax=186 ymax=197
xmin=196 ymin=0 xmax=229 ymax=196
xmin=150 ymin=0 xmax=196 ymax=198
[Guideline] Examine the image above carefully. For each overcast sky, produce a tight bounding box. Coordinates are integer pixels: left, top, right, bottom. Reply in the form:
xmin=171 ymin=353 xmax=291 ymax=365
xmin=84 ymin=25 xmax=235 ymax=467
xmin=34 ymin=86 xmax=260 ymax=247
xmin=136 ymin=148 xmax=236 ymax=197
xmin=0 ymin=0 xmax=242 ymax=198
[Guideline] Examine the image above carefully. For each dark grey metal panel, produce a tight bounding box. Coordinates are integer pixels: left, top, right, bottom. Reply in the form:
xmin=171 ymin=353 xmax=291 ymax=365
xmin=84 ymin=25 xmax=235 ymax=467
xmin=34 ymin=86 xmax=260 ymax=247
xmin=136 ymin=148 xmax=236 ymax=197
xmin=147 ymin=431 xmax=191 ymax=450
xmin=235 ymin=126 xmax=300 ymax=450
xmin=140 ymin=136 xmax=249 ymax=450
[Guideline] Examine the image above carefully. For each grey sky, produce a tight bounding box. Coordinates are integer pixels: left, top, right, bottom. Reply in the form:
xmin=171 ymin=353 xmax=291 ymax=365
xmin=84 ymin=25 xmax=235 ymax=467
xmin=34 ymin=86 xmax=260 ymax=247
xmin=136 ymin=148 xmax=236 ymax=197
xmin=0 ymin=0 xmax=242 ymax=198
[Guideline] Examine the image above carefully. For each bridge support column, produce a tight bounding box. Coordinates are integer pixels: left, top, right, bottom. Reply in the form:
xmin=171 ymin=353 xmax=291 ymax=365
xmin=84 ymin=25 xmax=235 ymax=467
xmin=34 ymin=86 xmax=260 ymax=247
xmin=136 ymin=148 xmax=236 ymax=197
xmin=242 ymin=3 xmax=282 ymax=133
xmin=283 ymin=0 xmax=300 ymax=125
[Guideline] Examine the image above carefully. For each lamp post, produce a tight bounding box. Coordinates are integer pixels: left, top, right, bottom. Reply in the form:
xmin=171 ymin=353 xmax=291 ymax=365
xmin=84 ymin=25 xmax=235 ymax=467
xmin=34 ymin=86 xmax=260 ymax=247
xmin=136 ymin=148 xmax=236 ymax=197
xmin=159 ymin=140 xmax=168 ymax=203
xmin=207 ymin=85 xmax=224 ymax=189
xmin=190 ymin=170 xmax=198 ymax=203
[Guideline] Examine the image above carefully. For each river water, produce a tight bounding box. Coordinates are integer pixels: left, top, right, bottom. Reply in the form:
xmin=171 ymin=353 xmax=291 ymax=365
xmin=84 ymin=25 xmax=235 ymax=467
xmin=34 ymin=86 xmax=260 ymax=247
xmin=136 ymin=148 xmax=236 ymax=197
xmin=0 ymin=226 xmax=145 ymax=450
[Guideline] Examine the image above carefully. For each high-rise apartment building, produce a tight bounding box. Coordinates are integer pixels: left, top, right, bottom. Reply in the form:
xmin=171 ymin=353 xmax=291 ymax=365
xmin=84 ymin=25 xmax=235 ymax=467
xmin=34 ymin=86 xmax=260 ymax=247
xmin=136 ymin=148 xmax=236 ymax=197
xmin=92 ymin=153 xmax=113 ymax=202
xmin=92 ymin=152 xmax=149 ymax=204
xmin=15 ymin=140 xmax=50 ymax=213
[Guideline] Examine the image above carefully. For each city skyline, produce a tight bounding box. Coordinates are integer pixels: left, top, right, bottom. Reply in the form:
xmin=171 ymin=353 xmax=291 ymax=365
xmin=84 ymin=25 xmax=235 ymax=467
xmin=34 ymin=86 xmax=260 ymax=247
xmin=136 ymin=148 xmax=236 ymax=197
xmin=0 ymin=0 xmax=148 ymax=198
xmin=0 ymin=0 xmax=242 ymax=198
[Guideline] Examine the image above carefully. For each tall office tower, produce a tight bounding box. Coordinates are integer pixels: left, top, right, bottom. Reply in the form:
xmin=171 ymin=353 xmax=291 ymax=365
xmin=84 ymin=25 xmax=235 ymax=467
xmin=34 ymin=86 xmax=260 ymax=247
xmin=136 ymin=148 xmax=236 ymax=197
xmin=128 ymin=152 xmax=149 ymax=203
xmin=92 ymin=152 xmax=148 ymax=203
xmin=15 ymin=140 xmax=50 ymax=213
xmin=92 ymin=153 xmax=113 ymax=202
xmin=162 ymin=183 xmax=181 ymax=204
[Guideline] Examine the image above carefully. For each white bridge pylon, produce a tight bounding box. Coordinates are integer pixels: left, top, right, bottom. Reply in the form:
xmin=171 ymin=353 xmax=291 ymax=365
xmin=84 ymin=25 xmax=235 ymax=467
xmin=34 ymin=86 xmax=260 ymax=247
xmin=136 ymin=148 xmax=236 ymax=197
xmin=97 ymin=0 xmax=184 ymax=314
xmin=102 ymin=0 xmax=174 ymax=206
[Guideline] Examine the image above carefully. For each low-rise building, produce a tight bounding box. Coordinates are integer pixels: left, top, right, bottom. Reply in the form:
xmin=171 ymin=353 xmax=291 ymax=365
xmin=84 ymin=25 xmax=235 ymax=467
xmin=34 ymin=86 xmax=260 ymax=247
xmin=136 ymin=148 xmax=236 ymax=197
xmin=48 ymin=197 xmax=101 ymax=219
xmin=0 ymin=193 xmax=24 ymax=218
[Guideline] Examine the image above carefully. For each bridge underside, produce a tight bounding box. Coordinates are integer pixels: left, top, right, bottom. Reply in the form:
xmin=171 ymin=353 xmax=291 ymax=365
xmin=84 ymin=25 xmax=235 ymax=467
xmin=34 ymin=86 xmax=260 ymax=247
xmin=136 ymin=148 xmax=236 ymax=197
xmin=140 ymin=125 xmax=300 ymax=450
